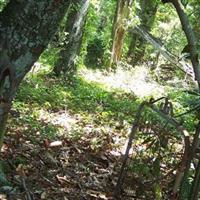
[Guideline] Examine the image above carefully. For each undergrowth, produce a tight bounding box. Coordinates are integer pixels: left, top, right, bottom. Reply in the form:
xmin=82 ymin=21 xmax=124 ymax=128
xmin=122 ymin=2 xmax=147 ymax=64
xmin=4 ymin=63 xmax=198 ymax=199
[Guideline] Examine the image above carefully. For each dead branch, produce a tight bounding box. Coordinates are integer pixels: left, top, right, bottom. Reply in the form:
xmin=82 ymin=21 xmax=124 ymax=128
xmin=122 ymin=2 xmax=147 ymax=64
xmin=129 ymin=25 xmax=195 ymax=82
xmin=22 ymin=177 xmax=34 ymax=200
xmin=147 ymin=104 xmax=190 ymax=199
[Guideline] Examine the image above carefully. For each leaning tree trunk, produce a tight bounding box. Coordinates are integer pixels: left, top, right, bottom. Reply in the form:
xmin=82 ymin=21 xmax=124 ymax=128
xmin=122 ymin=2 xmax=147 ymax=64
xmin=166 ymin=0 xmax=200 ymax=88
xmin=189 ymin=157 xmax=200 ymax=200
xmin=109 ymin=0 xmax=133 ymax=67
xmin=191 ymin=2 xmax=200 ymax=55
xmin=0 ymin=0 xmax=71 ymax=148
xmin=54 ymin=0 xmax=90 ymax=77
xmin=127 ymin=0 xmax=158 ymax=66
xmin=161 ymin=0 xmax=200 ymax=199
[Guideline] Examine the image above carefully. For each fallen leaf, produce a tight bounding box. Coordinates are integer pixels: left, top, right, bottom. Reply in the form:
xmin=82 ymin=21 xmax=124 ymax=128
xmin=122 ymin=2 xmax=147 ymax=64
xmin=1 ymin=143 xmax=9 ymax=153
xmin=49 ymin=141 xmax=63 ymax=147
xmin=16 ymin=164 xmax=29 ymax=176
xmin=41 ymin=191 xmax=47 ymax=199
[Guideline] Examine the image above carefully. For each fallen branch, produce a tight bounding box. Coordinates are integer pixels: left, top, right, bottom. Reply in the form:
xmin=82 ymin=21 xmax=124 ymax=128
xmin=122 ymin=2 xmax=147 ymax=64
xmin=22 ymin=177 xmax=34 ymax=200
xmin=129 ymin=25 xmax=195 ymax=82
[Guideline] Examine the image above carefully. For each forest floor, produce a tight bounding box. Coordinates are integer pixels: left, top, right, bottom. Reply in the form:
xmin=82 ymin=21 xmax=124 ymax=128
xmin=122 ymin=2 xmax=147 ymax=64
xmin=0 ymin=63 xmax=194 ymax=200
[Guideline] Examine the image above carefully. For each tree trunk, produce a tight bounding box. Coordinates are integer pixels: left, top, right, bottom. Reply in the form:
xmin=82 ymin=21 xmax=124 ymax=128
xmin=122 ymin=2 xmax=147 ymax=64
xmin=127 ymin=0 xmax=158 ymax=66
xmin=54 ymin=0 xmax=90 ymax=77
xmin=0 ymin=0 xmax=71 ymax=148
xmin=162 ymin=0 xmax=200 ymax=87
xmin=109 ymin=0 xmax=133 ymax=67
xmin=162 ymin=0 xmax=200 ymax=199
xmin=189 ymin=159 xmax=200 ymax=200
xmin=127 ymin=34 xmax=146 ymax=66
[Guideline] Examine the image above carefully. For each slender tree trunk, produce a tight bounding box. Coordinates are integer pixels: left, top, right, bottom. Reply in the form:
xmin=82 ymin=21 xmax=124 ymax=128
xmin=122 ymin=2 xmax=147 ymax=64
xmin=164 ymin=0 xmax=200 ymax=87
xmin=127 ymin=33 xmax=146 ymax=66
xmin=0 ymin=0 xmax=71 ymax=148
xmin=162 ymin=0 xmax=200 ymax=199
xmin=189 ymin=159 xmax=200 ymax=200
xmin=54 ymin=0 xmax=90 ymax=77
xmin=109 ymin=0 xmax=133 ymax=67
xmin=127 ymin=0 xmax=158 ymax=66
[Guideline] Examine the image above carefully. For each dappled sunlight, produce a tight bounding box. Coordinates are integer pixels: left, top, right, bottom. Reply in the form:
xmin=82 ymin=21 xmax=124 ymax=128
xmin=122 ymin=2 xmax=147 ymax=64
xmin=37 ymin=107 xmax=129 ymax=151
xmin=38 ymin=109 xmax=78 ymax=132
xmin=158 ymin=17 xmax=180 ymax=33
xmin=13 ymin=75 xmax=136 ymax=153
xmin=7 ymin=61 xmax=197 ymax=200
xmin=80 ymin=65 xmax=165 ymax=98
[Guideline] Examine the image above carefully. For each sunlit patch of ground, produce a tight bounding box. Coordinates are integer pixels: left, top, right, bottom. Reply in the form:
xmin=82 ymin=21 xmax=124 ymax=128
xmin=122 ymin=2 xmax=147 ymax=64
xmin=38 ymin=109 xmax=78 ymax=132
xmin=79 ymin=65 xmax=165 ymax=98
xmin=37 ymin=108 xmax=129 ymax=155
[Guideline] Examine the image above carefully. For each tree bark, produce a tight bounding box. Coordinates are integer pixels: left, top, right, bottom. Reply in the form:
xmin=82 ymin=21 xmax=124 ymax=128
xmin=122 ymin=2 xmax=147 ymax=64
xmin=189 ymin=159 xmax=200 ymax=200
xmin=109 ymin=0 xmax=133 ymax=67
xmin=0 ymin=0 xmax=71 ymax=147
xmin=54 ymin=0 xmax=90 ymax=76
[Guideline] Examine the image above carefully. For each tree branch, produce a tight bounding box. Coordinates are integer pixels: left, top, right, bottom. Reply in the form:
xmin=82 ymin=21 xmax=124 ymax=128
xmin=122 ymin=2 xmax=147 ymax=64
xmin=169 ymin=0 xmax=200 ymax=88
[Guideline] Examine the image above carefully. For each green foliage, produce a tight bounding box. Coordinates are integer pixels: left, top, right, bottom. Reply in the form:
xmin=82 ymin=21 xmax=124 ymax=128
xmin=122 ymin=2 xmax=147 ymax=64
xmin=39 ymin=48 xmax=60 ymax=67
xmin=13 ymin=70 xmax=138 ymax=142
xmin=186 ymin=1 xmax=200 ymax=52
xmin=153 ymin=4 xmax=185 ymax=56
xmin=84 ymin=37 xmax=105 ymax=68
xmin=81 ymin=0 xmax=116 ymax=67
xmin=0 ymin=0 xmax=8 ymax=11
xmin=168 ymin=89 xmax=199 ymax=131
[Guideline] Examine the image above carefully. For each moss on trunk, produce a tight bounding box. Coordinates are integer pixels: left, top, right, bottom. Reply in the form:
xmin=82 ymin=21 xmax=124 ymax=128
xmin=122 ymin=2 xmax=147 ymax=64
xmin=0 ymin=0 xmax=71 ymax=149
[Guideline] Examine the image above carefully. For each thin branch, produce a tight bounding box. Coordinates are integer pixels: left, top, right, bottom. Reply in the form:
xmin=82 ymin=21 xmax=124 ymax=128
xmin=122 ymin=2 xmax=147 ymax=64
xmin=113 ymin=101 xmax=146 ymax=199
xmin=174 ymin=105 xmax=200 ymax=118
xmin=22 ymin=177 xmax=34 ymax=200
xmin=170 ymin=0 xmax=200 ymax=88
xmin=114 ymin=98 xmax=190 ymax=198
